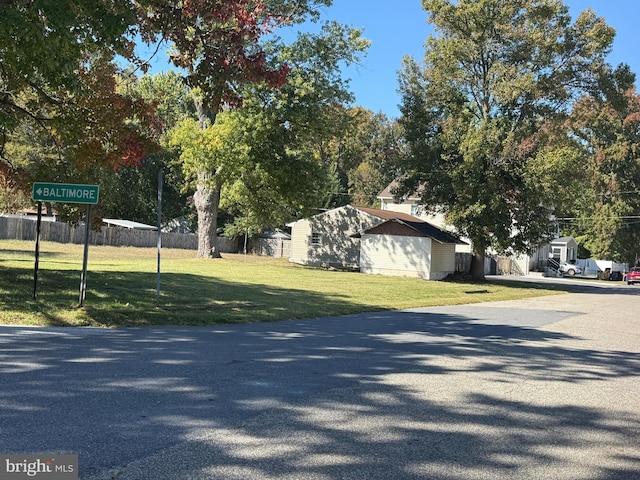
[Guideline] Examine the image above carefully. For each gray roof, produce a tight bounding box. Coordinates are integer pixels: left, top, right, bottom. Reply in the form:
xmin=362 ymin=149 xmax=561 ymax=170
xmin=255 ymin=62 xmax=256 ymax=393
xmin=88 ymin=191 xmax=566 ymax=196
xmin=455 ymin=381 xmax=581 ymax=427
xmin=551 ymin=236 xmax=576 ymax=245
xmin=377 ymin=180 xmax=424 ymax=201
xmin=259 ymin=229 xmax=291 ymax=239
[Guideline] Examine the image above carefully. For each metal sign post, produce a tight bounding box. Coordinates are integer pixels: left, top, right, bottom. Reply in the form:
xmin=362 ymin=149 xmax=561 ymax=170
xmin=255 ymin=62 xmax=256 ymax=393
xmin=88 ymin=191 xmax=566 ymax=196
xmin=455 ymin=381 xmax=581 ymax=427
xmin=33 ymin=202 xmax=43 ymax=300
xmin=79 ymin=204 xmax=92 ymax=307
xmin=156 ymin=170 xmax=163 ymax=305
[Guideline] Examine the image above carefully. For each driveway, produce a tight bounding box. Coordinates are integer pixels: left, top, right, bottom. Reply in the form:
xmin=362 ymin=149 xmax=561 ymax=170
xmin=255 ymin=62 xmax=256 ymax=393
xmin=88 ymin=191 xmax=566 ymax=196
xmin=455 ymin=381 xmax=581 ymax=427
xmin=1 ymin=286 xmax=639 ymax=479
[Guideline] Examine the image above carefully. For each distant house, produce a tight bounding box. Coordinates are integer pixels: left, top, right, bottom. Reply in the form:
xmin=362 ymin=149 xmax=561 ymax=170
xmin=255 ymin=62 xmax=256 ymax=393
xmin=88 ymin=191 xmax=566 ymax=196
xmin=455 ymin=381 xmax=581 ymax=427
xmin=377 ymin=181 xmax=425 ymax=218
xmin=360 ymin=218 xmax=466 ymax=280
xmin=377 ymin=181 xmax=471 ymax=254
xmin=289 ymin=205 xmax=439 ymax=269
xmin=529 ymin=236 xmax=579 ymax=272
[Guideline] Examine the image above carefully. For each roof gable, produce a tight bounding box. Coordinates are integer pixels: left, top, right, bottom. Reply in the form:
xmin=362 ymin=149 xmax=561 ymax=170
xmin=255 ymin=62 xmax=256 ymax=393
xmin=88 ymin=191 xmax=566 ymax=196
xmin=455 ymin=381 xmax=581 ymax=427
xmin=303 ymin=205 xmax=426 ymax=224
xmin=363 ymin=218 xmax=466 ymax=245
xmin=551 ymin=236 xmax=576 ymax=245
xmin=377 ymin=180 xmax=423 ymax=201
xmin=354 ymin=206 xmax=423 ymax=223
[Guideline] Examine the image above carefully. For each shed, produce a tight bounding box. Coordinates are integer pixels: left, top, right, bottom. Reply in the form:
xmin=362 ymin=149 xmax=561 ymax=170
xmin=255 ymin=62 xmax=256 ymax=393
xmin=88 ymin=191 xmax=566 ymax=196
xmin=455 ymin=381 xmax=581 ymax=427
xmin=550 ymin=236 xmax=579 ymax=263
xmin=359 ymin=218 xmax=466 ymax=280
xmin=249 ymin=230 xmax=291 ymax=258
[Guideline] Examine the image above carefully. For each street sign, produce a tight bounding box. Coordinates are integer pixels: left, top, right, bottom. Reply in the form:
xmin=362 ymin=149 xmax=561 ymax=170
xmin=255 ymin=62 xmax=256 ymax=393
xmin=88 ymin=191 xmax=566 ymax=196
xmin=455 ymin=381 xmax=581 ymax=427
xmin=31 ymin=182 xmax=99 ymax=306
xmin=32 ymin=182 xmax=99 ymax=205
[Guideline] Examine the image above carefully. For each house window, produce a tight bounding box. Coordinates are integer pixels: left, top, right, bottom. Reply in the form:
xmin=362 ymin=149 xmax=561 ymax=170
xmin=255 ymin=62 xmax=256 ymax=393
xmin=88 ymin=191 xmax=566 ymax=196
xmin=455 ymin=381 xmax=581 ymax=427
xmin=310 ymin=232 xmax=322 ymax=245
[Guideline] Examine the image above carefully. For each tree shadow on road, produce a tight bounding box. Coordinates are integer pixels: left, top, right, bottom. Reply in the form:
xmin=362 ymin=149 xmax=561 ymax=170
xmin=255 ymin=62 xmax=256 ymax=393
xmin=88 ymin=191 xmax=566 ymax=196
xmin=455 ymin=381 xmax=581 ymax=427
xmin=1 ymin=308 xmax=639 ymax=479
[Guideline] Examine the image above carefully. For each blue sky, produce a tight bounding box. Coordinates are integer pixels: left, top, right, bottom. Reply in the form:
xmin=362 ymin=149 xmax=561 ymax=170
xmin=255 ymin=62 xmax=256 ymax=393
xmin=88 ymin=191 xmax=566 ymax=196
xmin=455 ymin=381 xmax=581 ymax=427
xmin=142 ymin=1 xmax=640 ymax=118
xmin=317 ymin=0 xmax=640 ymax=118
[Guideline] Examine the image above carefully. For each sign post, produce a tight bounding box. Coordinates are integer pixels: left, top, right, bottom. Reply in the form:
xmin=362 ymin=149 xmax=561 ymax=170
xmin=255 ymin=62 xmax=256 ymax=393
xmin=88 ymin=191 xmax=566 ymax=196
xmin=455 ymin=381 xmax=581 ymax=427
xmin=78 ymin=204 xmax=93 ymax=307
xmin=156 ymin=170 xmax=163 ymax=305
xmin=32 ymin=182 xmax=99 ymax=306
xmin=33 ymin=202 xmax=42 ymax=300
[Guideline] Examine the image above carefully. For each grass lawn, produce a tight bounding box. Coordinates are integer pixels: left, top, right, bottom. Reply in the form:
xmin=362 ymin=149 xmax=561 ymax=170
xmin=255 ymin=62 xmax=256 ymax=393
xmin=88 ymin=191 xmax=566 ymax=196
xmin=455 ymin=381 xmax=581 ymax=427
xmin=0 ymin=239 xmax=563 ymax=327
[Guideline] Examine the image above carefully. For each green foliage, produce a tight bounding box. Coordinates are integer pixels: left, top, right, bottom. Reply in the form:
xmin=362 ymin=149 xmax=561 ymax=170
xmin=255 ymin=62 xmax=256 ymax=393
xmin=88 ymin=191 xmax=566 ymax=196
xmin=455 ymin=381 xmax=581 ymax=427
xmin=222 ymin=21 xmax=370 ymax=231
xmin=318 ymin=107 xmax=404 ymax=208
xmin=118 ymin=71 xmax=196 ymax=137
xmin=399 ymin=0 xmax=616 ymax=264
xmin=0 ymin=0 xmax=333 ymax=184
xmin=563 ymin=65 xmax=640 ymax=263
xmin=141 ymin=0 xmax=334 ymax=113
xmin=166 ymin=18 xmax=371 ymax=239
xmin=84 ymin=71 xmax=195 ymax=226
xmin=168 ymin=115 xmax=243 ymax=189
xmin=0 ymin=57 xmax=163 ymax=224
xmin=0 ymin=0 xmax=138 ymax=131
xmin=96 ymin=152 xmax=190 ymax=226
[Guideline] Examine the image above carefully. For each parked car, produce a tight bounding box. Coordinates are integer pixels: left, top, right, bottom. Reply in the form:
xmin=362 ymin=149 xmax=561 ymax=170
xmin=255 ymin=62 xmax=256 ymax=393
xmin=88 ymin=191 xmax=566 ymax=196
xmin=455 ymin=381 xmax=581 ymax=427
xmin=626 ymin=267 xmax=640 ymax=285
xmin=559 ymin=261 xmax=582 ymax=276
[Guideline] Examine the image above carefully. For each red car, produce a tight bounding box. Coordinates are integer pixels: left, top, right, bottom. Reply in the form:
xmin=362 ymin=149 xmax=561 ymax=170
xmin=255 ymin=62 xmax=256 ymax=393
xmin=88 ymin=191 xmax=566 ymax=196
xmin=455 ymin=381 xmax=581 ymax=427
xmin=626 ymin=267 xmax=640 ymax=285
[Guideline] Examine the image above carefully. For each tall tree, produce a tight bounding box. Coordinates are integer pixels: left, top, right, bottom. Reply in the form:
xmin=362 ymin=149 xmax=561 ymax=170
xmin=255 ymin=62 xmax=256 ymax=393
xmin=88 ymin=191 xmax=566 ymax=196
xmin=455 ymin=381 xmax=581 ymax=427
xmin=142 ymin=0 xmax=333 ymax=258
xmin=1 ymin=0 xmax=331 ymax=249
xmin=169 ymin=20 xmax=370 ymax=246
xmin=398 ymin=0 xmax=615 ymax=279
xmin=566 ymin=65 xmax=640 ymax=263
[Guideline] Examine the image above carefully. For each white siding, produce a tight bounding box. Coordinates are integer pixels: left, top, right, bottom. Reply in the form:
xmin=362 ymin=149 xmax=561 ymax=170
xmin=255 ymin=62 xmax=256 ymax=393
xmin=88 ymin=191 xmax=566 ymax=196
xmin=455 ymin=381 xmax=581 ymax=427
xmin=289 ymin=220 xmax=312 ymax=264
xmin=361 ymin=235 xmax=457 ymax=280
xmin=381 ymin=201 xmax=442 ymax=224
xmin=430 ymin=242 xmax=455 ymax=278
xmin=380 ymin=201 xmax=414 ymax=216
xmin=289 ymin=206 xmax=382 ymax=268
xmin=360 ymin=234 xmax=432 ymax=279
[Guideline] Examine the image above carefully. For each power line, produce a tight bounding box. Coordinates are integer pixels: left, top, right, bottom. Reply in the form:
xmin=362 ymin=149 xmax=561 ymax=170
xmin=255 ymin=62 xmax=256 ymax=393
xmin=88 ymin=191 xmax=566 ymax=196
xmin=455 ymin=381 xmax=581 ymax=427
xmin=555 ymin=216 xmax=640 ymax=220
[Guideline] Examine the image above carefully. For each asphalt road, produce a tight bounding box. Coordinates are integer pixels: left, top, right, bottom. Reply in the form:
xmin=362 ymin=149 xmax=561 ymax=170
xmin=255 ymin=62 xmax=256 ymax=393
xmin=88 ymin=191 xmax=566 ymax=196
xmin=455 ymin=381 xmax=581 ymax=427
xmin=1 ymin=281 xmax=639 ymax=479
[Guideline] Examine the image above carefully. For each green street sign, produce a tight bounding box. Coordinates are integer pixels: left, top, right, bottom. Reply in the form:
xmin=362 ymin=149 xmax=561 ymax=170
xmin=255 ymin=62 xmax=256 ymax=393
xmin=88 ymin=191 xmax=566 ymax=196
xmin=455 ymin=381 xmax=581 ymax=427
xmin=32 ymin=182 xmax=99 ymax=205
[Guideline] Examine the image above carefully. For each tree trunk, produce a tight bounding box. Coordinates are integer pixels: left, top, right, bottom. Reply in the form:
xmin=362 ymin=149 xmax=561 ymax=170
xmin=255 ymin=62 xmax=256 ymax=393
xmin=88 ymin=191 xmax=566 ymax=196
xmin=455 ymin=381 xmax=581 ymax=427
xmin=470 ymin=247 xmax=486 ymax=281
xmin=193 ymin=172 xmax=222 ymax=259
xmin=191 ymin=89 xmax=222 ymax=259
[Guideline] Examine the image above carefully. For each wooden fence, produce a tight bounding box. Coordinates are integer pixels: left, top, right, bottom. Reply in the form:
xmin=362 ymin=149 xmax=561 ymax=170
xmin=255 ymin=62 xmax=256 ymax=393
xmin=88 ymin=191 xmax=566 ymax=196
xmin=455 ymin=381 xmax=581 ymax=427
xmin=455 ymin=252 xmax=472 ymax=274
xmin=0 ymin=216 xmax=238 ymax=252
